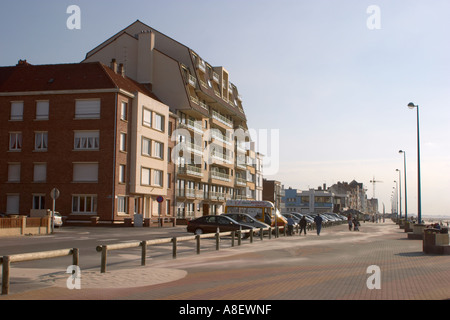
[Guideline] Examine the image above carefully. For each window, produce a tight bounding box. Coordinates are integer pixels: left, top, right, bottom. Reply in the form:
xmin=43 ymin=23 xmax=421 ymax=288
xmin=166 ymin=200 xmax=171 ymax=215
xmin=75 ymin=100 xmax=101 ymax=119
xmin=168 ymin=121 xmax=173 ymax=136
xmin=6 ymin=195 xmax=20 ymax=214
xmin=154 ymin=113 xmax=165 ymax=131
xmin=142 ymin=137 xmax=151 ymax=156
xmin=10 ymin=102 xmax=23 ymax=121
xmin=120 ymin=133 xmax=127 ymax=152
xmin=153 ymin=141 xmax=163 ymax=159
xmin=7 ymin=164 xmax=20 ymax=182
xmin=120 ymin=102 xmax=128 ymax=121
xmin=117 ymin=196 xmax=127 ymax=213
xmin=141 ymin=167 xmax=151 ymax=185
xmin=73 ymin=163 xmax=99 ymax=182
xmin=72 ymin=195 xmax=97 ymax=214
xmin=32 ymin=195 xmax=46 ymax=210
xmin=33 ymin=163 xmax=47 ymax=182
xmin=143 ymin=108 xmax=152 ymax=127
xmin=34 ymin=132 xmax=48 ymax=151
xmin=119 ymin=165 xmax=126 ymax=183
xmin=74 ymin=131 xmax=99 ymax=150
xmin=167 ymin=173 xmax=172 ymax=188
xmin=154 ymin=169 xmax=163 ymax=187
xmin=36 ymin=101 xmax=49 ymax=120
xmin=9 ymin=132 xmax=22 ymax=151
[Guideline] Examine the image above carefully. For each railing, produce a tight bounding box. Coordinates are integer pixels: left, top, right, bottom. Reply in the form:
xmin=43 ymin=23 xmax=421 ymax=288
xmin=212 ymin=110 xmax=233 ymax=128
xmin=210 ymin=170 xmax=231 ymax=182
xmin=1 ymin=248 xmax=79 ymax=295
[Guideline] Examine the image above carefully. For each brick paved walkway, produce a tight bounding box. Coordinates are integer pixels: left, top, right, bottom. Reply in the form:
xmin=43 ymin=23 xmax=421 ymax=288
xmin=1 ymin=221 xmax=449 ymax=300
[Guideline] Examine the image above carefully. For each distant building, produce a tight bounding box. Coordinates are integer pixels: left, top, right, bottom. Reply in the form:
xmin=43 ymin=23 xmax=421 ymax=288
xmin=281 ymin=185 xmax=335 ymax=215
xmin=263 ymin=179 xmax=283 ymax=212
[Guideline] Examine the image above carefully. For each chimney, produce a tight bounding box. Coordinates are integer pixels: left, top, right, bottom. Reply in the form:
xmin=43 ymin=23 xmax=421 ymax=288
xmin=323 ymin=183 xmax=327 ymax=191
xmin=119 ymin=63 xmax=125 ymax=77
xmin=110 ymin=59 xmax=117 ymax=73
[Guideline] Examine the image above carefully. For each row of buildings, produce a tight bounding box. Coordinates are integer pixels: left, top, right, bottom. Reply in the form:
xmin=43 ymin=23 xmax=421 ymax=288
xmin=280 ymin=181 xmax=379 ymax=217
xmin=0 ymin=20 xmax=273 ymax=225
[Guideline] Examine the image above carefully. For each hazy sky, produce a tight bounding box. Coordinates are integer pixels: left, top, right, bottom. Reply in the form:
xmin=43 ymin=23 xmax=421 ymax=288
xmin=1 ymin=0 xmax=449 ymax=216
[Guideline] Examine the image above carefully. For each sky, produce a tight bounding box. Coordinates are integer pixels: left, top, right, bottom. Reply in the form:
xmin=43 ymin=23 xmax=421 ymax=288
xmin=1 ymin=0 xmax=449 ymax=216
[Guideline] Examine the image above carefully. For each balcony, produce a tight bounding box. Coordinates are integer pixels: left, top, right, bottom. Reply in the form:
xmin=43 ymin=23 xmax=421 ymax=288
xmin=210 ymin=170 xmax=231 ymax=182
xmin=197 ymin=60 xmax=206 ymax=73
xmin=186 ymin=142 xmax=203 ymax=156
xmin=188 ymin=74 xmax=197 ymax=87
xmin=212 ymin=72 xmax=220 ymax=83
xmin=211 ymin=130 xmax=232 ymax=145
xmin=212 ymin=110 xmax=233 ymax=128
xmin=179 ymin=118 xmax=203 ymax=134
xmin=178 ymin=164 xmax=203 ymax=178
xmin=211 ymin=150 xmax=233 ymax=165
xmin=235 ymin=177 xmax=247 ymax=186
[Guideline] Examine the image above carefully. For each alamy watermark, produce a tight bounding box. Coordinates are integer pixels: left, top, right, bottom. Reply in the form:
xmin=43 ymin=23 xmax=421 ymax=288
xmin=66 ymin=265 xmax=81 ymax=290
xmin=367 ymin=5 xmax=381 ymax=30
xmin=366 ymin=265 xmax=381 ymax=290
xmin=66 ymin=5 xmax=81 ymax=30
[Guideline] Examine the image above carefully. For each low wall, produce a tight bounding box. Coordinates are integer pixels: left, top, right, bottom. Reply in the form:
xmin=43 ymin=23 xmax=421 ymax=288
xmin=0 ymin=217 xmax=51 ymax=237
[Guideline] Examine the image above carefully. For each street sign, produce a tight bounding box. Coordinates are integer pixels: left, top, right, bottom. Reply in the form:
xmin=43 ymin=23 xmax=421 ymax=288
xmin=50 ymin=188 xmax=60 ymax=200
xmin=156 ymin=196 xmax=164 ymax=203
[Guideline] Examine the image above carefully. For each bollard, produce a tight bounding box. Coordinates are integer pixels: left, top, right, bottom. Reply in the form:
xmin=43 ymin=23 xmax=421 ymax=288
xmin=215 ymin=232 xmax=220 ymax=251
xmin=100 ymin=245 xmax=108 ymax=273
xmin=72 ymin=248 xmax=79 ymax=266
xmin=231 ymin=231 xmax=235 ymax=247
xmin=237 ymin=230 xmax=242 ymax=246
xmin=196 ymin=234 xmax=201 ymax=254
xmin=250 ymin=230 xmax=253 ymax=243
xmin=1 ymin=256 xmax=10 ymax=295
xmin=269 ymin=227 xmax=272 ymax=239
xmin=172 ymin=237 xmax=177 ymax=259
xmin=260 ymin=228 xmax=264 ymax=241
xmin=141 ymin=241 xmax=147 ymax=266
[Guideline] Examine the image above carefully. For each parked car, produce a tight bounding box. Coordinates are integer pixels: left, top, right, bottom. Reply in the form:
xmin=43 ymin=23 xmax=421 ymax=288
xmin=187 ymin=215 xmax=253 ymax=237
xmin=290 ymin=212 xmax=314 ymax=224
xmin=52 ymin=212 xmax=63 ymax=227
xmin=222 ymin=213 xmax=270 ymax=230
xmin=281 ymin=213 xmax=300 ymax=226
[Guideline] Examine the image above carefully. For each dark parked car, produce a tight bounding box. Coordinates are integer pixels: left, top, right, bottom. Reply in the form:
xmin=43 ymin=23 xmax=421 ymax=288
xmin=187 ymin=215 xmax=253 ymax=236
xmin=222 ymin=213 xmax=271 ymax=229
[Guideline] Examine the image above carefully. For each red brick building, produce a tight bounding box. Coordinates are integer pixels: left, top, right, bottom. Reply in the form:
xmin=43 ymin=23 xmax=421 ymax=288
xmin=0 ymin=60 xmax=172 ymax=224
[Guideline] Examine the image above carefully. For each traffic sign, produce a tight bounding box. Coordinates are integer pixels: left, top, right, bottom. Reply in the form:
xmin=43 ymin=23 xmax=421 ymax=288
xmin=156 ymin=196 xmax=164 ymax=203
xmin=50 ymin=188 xmax=60 ymax=200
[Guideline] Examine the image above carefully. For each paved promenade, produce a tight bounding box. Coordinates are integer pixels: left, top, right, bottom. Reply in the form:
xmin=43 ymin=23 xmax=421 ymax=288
xmin=1 ymin=221 xmax=449 ymax=301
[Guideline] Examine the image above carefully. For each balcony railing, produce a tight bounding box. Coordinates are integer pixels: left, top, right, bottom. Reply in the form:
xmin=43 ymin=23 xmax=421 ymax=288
xmin=212 ymin=72 xmax=220 ymax=83
xmin=235 ymin=177 xmax=247 ymax=186
xmin=179 ymin=118 xmax=203 ymax=134
xmin=210 ymin=170 xmax=231 ymax=182
xmin=186 ymin=142 xmax=203 ymax=156
xmin=211 ymin=130 xmax=232 ymax=145
xmin=188 ymin=74 xmax=197 ymax=87
xmin=178 ymin=164 xmax=203 ymax=177
xmin=212 ymin=110 xmax=233 ymax=128
xmin=211 ymin=150 xmax=233 ymax=165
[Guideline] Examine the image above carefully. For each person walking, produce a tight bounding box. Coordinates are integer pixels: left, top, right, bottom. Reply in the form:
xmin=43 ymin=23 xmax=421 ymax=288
xmin=286 ymin=215 xmax=295 ymax=236
xmin=299 ymin=216 xmax=307 ymax=235
xmin=348 ymin=215 xmax=353 ymax=231
xmin=314 ymin=213 xmax=323 ymax=236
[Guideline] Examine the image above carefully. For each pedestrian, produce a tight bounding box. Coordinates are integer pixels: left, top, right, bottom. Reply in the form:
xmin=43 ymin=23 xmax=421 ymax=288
xmin=353 ymin=217 xmax=360 ymax=231
xmin=286 ymin=215 xmax=295 ymax=236
xmin=299 ymin=216 xmax=307 ymax=235
xmin=348 ymin=215 xmax=353 ymax=231
xmin=314 ymin=213 xmax=323 ymax=236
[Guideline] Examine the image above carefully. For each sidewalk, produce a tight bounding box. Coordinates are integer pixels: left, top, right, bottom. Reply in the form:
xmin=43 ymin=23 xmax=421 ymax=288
xmin=1 ymin=221 xmax=449 ymax=300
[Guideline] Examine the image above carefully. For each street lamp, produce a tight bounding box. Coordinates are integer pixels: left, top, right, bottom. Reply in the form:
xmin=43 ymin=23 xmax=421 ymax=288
xmin=399 ymin=150 xmax=408 ymax=221
xmin=396 ymin=169 xmax=402 ymax=219
xmin=407 ymin=102 xmax=422 ymax=224
xmin=393 ymin=182 xmax=398 ymax=216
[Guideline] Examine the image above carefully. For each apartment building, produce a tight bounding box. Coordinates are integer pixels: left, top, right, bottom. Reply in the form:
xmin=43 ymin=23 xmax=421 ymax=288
xmin=83 ymin=20 xmax=256 ymax=220
xmin=0 ymin=60 xmax=171 ymax=224
xmin=281 ymin=186 xmax=334 ymax=215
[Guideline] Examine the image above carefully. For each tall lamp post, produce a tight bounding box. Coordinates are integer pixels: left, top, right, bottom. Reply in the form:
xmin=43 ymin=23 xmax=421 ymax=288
xmin=399 ymin=150 xmax=408 ymax=221
xmin=407 ymin=102 xmax=422 ymax=224
xmin=396 ymin=169 xmax=402 ymax=220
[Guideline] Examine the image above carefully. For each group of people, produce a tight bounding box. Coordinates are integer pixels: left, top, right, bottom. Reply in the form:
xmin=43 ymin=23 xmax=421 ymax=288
xmin=348 ymin=215 xmax=360 ymax=231
xmin=285 ymin=214 xmax=324 ymax=236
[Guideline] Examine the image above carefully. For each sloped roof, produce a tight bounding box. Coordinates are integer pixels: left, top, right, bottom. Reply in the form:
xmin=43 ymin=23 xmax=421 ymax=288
xmin=0 ymin=60 xmax=160 ymax=101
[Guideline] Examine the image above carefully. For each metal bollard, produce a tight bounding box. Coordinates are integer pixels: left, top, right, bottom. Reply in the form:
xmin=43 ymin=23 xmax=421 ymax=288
xmin=100 ymin=245 xmax=108 ymax=273
xmin=196 ymin=234 xmax=201 ymax=254
xmin=1 ymin=256 xmax=10 ymax=295
xmin=141 ymin=241 xmax=147 ymax=266
xmin=172 ymin=237 xmax=177 ymax=259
